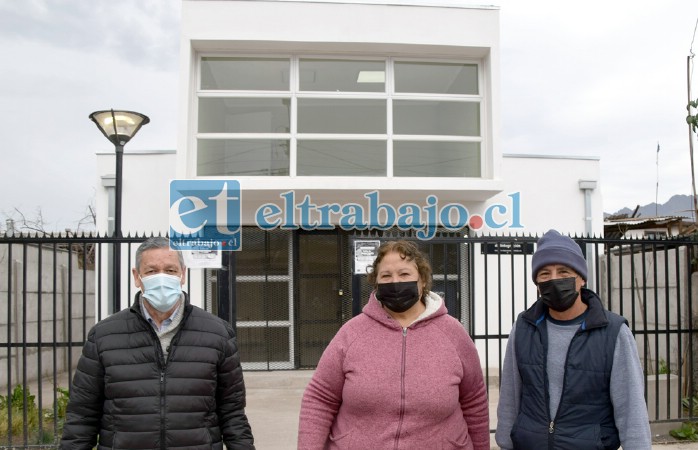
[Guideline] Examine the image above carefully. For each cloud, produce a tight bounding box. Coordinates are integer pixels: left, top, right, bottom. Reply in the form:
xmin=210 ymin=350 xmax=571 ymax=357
xmin=0 ymin=1 xmax=180 ymax=231
xmin=0 ymin=0 xmax=180 ymax=70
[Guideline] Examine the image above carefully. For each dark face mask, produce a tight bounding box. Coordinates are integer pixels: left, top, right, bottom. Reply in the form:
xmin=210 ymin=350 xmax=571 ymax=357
xmin=538 ymin=277 xmax=579 ymax=312
xmin=376 ymin=281 xmax=420 ymax=313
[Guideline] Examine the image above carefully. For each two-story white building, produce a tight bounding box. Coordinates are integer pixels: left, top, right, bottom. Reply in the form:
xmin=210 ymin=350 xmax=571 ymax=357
xmin=96 ymin=0 xmax=603 ymax=370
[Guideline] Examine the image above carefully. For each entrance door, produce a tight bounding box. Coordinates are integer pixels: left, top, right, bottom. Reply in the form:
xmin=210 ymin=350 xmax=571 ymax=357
xmin=296 ymin=231 xmax=347 ymax=367
xmin=230 ymin=228 xmax=294 ymax=370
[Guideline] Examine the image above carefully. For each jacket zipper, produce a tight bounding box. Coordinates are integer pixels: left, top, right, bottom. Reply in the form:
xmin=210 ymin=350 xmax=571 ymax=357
xmin=137 ymin=309 xmax=169 ymax=450
xmin=133 ymin=301 xmax=188 ymax=450
xmin=160 ymin=369 xmax=166 ymax=450
xmin=548 ymin=330 xmax=581 ymax=450
xmin=394 ymin=327 xmax=408 ymax=450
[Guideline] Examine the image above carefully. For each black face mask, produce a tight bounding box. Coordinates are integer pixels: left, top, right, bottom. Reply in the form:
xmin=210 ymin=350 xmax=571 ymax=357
xmin=538 ymin=277 xmax=579 ymax=312
xmin=375 ymin=281 xmax=420 ymax=313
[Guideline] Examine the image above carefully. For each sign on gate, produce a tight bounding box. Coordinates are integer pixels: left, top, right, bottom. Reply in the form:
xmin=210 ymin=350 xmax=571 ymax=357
xmin=354 ymin=240 xmax=380 ymax=274
xmin=481 ymin=241 xmax=534 ymax=255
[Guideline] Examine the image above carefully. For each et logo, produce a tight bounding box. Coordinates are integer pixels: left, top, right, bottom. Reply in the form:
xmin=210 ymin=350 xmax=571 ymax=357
xmin=169 ymin=180 xmax=241 ymax=251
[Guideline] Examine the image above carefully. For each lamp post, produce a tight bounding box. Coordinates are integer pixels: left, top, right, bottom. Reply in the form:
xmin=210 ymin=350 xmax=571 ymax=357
xmin=89 ymin=109 xmax=149 ymax=312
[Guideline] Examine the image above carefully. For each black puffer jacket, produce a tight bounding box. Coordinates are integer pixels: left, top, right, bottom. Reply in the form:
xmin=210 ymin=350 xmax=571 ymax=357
xmin=60 ymin=293 xmax=255 ymax=450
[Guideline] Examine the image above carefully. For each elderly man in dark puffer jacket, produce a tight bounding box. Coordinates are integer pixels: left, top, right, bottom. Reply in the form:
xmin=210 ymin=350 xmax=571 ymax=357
xmin=61 ymin=237 xmax=255 ymax=449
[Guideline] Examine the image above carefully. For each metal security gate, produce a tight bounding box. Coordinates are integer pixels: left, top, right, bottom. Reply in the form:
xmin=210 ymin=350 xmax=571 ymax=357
xmin=217 ymin=228 xmax=470 ymax=369
xmin=295 ymin=231 xmax=351 ymax=368
xmin=214 ymin=228 xmax=353 ymax=369
xmin=224 ymin=228 xmax=295 ymax=370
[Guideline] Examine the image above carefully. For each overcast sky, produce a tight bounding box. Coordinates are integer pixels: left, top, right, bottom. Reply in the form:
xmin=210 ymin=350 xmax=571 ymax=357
xmin=0 ymin=0 xmax=697 ymax=232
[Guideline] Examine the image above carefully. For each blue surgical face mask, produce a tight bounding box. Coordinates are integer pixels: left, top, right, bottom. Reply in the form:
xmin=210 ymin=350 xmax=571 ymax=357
xmin=140 ymin=274 xmax=183 ymax=312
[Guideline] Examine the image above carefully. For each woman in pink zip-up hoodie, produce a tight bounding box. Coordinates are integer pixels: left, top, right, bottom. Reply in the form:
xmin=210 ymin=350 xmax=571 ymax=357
xmin=298 ymin=240 xmax=490 ymax=450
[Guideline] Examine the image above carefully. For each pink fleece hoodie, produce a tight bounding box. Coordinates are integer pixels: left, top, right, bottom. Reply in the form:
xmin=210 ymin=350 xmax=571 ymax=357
xmin=298 ymin=292 xmax=490 ymax=450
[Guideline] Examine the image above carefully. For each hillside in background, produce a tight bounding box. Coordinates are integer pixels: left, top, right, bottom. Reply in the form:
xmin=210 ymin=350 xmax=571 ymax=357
xmin=605 ymin=194 xmax=695 ymax=219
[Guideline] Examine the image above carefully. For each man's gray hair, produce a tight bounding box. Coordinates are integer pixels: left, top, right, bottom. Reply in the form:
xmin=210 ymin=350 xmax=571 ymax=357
xmin=135 ymin=237 xmax=185 ymax=271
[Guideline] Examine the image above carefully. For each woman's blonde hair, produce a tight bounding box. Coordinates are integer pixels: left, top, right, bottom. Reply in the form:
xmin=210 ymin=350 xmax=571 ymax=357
xmin=366 ymin=240 xmax=433 ymax=294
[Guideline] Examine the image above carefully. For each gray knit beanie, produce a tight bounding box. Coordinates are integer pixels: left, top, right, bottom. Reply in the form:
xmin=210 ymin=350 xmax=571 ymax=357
xmin=531 ymin=230 xmax=587 ymax=281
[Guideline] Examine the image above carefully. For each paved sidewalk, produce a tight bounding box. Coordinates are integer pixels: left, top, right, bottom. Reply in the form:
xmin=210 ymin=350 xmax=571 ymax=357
xmin=243 ymin=370 xmax=698 ymax=450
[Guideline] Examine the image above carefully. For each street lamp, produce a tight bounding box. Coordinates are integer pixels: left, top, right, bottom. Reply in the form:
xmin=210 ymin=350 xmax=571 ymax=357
xmin=89 ymin=109 xmax=149 ymax=312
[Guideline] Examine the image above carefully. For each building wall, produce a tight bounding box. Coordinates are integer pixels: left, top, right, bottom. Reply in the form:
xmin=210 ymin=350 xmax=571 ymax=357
xmin=177 ymin=0 xmax=503 ymax=208
xmin=96 ymin=150 xmax=177 ymax=235
xmin=498 ymin=153 xmax=603 ymax=235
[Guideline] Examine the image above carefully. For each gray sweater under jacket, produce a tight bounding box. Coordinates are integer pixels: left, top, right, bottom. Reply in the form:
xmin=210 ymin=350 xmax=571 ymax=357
xmin=495 ymin=290 xmax=651 ymax=450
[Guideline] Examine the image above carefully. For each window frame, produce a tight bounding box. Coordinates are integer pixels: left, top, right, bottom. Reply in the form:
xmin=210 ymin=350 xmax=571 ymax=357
xmin=195 ymin=54 xmax=485 ymax=178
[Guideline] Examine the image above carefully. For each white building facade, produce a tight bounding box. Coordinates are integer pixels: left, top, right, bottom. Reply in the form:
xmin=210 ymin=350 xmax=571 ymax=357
xmin=96 ymin=0 xmax=603 ymax=370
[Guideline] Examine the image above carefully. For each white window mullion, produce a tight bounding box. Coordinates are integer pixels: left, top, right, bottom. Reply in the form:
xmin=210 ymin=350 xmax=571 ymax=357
xmin=478 ymin=62 xmax=488 ymax=178
xmin=386 ymin=58 xmax=394 ymax=177
xmin=290 ymin=57 xmax=299 ymax=177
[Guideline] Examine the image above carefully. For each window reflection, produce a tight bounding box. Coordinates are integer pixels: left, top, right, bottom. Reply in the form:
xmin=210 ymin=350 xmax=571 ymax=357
xmin=394 ymin=100 xmax=479 ymax=136
xmin=197 ymin=139 xmax=289 ymax=176
xmin=298 ymin=99 xmax=386 ymax=134
xmin=393 ymin=141 xmax=480 ymax=177
xmin=297 ymin=140 xmax=386 ymax=176
xmin=395 ymin=61 xmax=478 ymax=95
xmin=199 ymin=98 xmax=290 ymax=133
xmin=201 ymin=57 xmax=290 ymax=90
xmin=300 ymin=59 xmax=385 ymax=92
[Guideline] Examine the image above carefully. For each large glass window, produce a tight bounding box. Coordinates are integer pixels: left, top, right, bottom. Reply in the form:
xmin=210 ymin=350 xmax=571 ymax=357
xmin=297 ymin=140 xmax=386 ymax=176
xmin=393 ymin=141 xmax=480 ymax=177
xmin=196 ymin=56 xmax=483 ymax=178
xmin=300 ymin=59 xmax=385 ymax=92
xmin=297 ymin=99 xmax=386 ymax=134
xmin=199 ymin=98 xmax=290 ymax=133
xmin=197 ymin=139 xmax=289 ymax=176
xmin=200 ymin=57 xmax=290 ymax=90
xmin=393 ymin=100 xmax=479 ymax=136
xmin=395 ymin=61 xmax=478 ymax=94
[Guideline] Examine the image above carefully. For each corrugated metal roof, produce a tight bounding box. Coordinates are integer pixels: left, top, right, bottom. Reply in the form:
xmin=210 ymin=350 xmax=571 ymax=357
xmin=604 ymin=216 xmax=687 ymax=226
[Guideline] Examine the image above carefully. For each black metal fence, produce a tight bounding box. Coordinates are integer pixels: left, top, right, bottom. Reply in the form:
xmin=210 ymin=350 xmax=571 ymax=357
xmin=1 ymin=231 xmax=697 ymax=447
xmin=0 ymin=235 xmax=148 ymax=449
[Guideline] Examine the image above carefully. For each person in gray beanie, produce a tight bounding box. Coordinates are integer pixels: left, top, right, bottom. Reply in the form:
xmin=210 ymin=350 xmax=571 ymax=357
xmin=496 ymin=229 xmax=651 ymax=450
